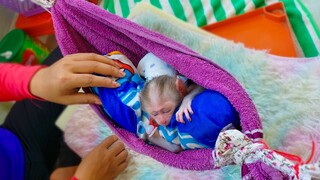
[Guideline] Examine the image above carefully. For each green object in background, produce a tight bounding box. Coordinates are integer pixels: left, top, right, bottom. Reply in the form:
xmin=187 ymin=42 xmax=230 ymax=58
xmin=0 ymin=29 xmax=49 ymax=65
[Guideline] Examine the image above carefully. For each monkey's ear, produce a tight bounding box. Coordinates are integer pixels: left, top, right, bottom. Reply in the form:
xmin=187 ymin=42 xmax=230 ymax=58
xmin=175 ymin=78 xmax=187 ymax=96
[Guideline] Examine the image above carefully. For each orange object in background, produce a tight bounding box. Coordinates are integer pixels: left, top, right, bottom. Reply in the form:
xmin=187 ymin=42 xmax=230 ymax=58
xmin=15 ymin=0 xmax=99 ymax=38
xmin=202 ymin=2 xmax=297 ymax=57
xmin=15 ymin=11 xmax=54 ymax=38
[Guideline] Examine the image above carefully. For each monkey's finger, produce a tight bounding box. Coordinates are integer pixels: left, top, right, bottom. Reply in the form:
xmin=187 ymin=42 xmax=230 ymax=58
xmin=176 ymin=112 xmax=185 ymax=124
xmin=187 ymin=106 xmax=194 ymax=115
xmin=181 ymin=112 xmax=187 ymax=123
xmin=184 ymin=110 xmax=191 ymax=121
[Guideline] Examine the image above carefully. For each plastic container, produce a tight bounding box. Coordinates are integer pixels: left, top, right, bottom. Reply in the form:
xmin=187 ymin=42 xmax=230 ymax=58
xmin=0 ymin=0 xmax=45 ymax=17
xmin=202 ymin=2 xmax=297 ymax=57
xmin=0 ymin=29 xmax=49 ymax=65
xmin=15 ymin=11 xmax=54 ymax=38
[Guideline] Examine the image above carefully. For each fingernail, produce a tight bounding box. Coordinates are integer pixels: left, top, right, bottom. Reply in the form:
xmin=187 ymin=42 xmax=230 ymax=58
xmin=95 ymin=99 xmax=102 ymax=105
xmin=113 ymin=81 xmax=120 ymax=87
xmin=119 ymin=69 xmax=125 ymax=76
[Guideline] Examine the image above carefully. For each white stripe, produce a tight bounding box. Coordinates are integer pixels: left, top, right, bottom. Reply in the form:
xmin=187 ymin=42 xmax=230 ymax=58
xmin=221 ymin=0 xmax=236 ymax=18
xmin=201 ymin=0 xmax=217 ymax=25
xmin=265 ymin=0 xmax=279 ymax=6
xmin=178 ymin=133 xmax=194 ymax=139
xmin=243 ymin=0 xmax=256 ymax=13
xmin=294 ymin=0 xmax=320 ymax=51
xmin=114 ymin=1 xmax=123 ymax=16
xmin=146 ymin=0 xmax=155 ymax=6
xmin=127 ymin=0 xmax=136 ymax=10
xmin=161 ymin=126 xmax=179 ymax=136
xmin=181 ymin=1 xmax=197 ymax=26
xmin=161 ymin=0 xmax=175 ymax=16
xmin=121 ymin=91 xmax=136 ymax=102
xmin=184 ymin=143 xmax=205 ymax=149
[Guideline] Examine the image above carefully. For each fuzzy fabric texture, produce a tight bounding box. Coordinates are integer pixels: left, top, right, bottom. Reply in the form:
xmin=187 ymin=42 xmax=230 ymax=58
xmin=51 ymin=0 xmax=265 ymax=173
xmin=61 ymin=2 xmax=320 ymax=179
xmin=127 ymin=3 xmax=320 ymax=150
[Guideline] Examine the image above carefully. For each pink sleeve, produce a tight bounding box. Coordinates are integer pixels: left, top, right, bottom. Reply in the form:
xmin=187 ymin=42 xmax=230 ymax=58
xmin=0 ymin=63 xmax=45 ymax=101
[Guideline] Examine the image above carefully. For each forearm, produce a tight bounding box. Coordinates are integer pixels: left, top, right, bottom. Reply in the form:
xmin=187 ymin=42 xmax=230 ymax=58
xmin=0 ymin=63 xmax=45 ymax=101
xmin=50 ymin=166 xmax=78 ymax=180
xmin=186 ymin=85 xmax=204 ymax=99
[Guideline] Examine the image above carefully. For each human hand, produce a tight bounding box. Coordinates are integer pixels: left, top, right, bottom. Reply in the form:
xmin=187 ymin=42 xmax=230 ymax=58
xmin=30 ymin=53 xmax=125 ymax=105
xmin=74 ymin=135 xmax=128 ymax=180
xmin=175 ymin=95 xmax=193 ymax=123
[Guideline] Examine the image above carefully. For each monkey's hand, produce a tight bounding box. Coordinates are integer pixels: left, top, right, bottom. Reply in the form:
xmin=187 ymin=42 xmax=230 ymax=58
xmin=176 ymin=85 xmax=204 ymax=123
xmin=175 ymin=95 xmax=193 ymax=124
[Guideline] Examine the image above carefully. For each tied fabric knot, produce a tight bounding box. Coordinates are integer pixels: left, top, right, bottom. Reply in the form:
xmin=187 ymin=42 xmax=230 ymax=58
xmin=212 ymin=130 xmax=320 ymax=180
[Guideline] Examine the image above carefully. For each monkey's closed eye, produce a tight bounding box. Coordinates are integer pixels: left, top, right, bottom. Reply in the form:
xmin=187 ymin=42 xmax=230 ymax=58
xmin=151 ymin=112 xmax=159 ymax=116
xmin=162 ymin=109 xmax=172 ymax=114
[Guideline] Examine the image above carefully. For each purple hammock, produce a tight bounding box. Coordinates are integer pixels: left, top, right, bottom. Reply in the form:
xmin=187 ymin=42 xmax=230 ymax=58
xmin=51 ymin=0 xmax=285 ymax=178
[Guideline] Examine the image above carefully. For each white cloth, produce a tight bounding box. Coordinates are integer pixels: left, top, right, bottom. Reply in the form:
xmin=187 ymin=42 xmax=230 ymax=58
xmin=137 ymin=52 xmax=177 ymax=81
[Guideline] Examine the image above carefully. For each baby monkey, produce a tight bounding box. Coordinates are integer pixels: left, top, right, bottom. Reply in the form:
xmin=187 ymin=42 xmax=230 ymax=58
xmin=140 ymin=75 xmax=203 ymax=152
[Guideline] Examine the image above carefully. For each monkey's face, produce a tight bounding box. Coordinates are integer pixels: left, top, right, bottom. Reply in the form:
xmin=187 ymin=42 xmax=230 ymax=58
xmin=146 ymin=95 xmax=178 ymax=126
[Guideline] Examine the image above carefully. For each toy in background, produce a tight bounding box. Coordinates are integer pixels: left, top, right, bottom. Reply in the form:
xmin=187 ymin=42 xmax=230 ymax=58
xmin=3 ymin=0 xmax=101 ymax=39
xmin=0 ymin=29 xmax=49 ymax=65
xmin=0 ymin=1 xmax=98 ymax=65
xmin=0 ymin=0 xmax=54 ymax=65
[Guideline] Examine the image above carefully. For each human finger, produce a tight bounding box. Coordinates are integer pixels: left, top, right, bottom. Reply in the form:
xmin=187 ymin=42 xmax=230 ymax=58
xmin=70 ymin=61 xmax=125 ymax=78
xmin=108 ymin=140 xmax=126 ymax=156
xmin=114 ymin=148 xmax=128 ymax=165
xmin=61 ymin=93 xmax=103 ymax=105
xmin=99 ymin=135 xmax=119 ymax=149
xmin=116 ymin=160 xmax=129 ymax=174
xmin=66 ymin=53 xmax=122 ymax=68
xmin=71 ymin=74 xmax=120 ymax=88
